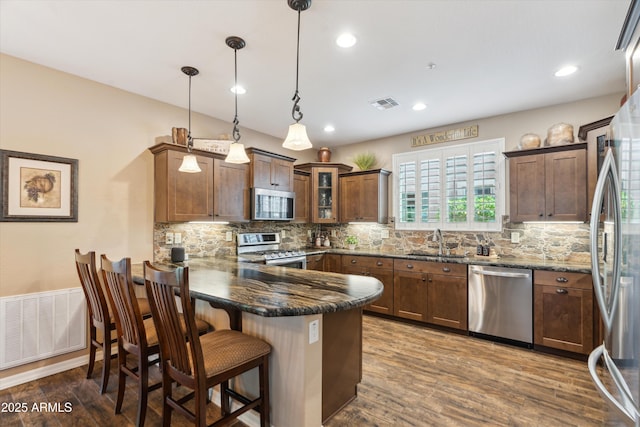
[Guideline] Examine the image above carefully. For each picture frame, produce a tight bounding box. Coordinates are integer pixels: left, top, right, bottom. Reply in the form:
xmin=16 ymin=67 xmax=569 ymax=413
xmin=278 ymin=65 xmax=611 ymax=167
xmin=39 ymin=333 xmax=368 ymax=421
xmin=0 ymin=150 xmax=78 ymax=222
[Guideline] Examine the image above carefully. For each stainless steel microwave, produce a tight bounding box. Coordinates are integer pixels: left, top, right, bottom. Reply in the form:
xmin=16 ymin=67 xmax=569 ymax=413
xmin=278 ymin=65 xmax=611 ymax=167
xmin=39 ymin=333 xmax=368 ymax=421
xmin=251 ymin=188 xmax=295 ymax=221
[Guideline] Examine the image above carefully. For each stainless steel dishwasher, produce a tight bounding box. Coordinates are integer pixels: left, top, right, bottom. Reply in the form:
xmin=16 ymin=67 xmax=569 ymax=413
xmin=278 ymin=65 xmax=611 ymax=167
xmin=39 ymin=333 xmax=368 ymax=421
xmin=468 ymin=265 xmax=533 ymax=346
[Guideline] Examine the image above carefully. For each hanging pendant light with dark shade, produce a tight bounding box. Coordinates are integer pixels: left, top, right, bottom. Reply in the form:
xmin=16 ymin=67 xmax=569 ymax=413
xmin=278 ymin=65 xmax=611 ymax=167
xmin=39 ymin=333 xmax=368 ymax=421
xmin=282 ymin=0 xmax=313 ymax=151
xmin=225 ymin=36 xmax=250 ymax=164
xmin=178 ymin=66 xmax=202 ymax=173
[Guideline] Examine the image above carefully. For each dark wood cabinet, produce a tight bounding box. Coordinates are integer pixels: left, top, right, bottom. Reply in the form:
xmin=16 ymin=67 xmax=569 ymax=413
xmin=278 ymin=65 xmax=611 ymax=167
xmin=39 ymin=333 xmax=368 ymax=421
xmin=151 ymin=144 xmax=214 ymax=222
xmin=293 ymin=169 xmax=310 ymax=223
xmin=342 ymin=255 xmax=394 ymax=315
xmin=393 ymin=259 xmax=467 ymax=329
xmin=533 ymin=270 xmax=594 ymax=355
xmin=506 ymin=143 xmax=587 ymax=222
xmin=339 ymin=169 xmax=390 ymax=223
xmin=295 ymin=163 xmax=352 ymax=224
xmin=306 ymin=253 xmax=324 ymax=271
xmin=426 ymin=263 xmax=467 ymax=330
xmin=247 ymin=148 xmax=295 ymax=192
xmin=213 ymin=158 xmax=249 ymax=222
xmin=150 ymin=143 xmax=249 ymax=223
xmin=393 ymin=259 xmax=428 ymax=322
xmin=324 ymin=254 xmax=342 ymax=273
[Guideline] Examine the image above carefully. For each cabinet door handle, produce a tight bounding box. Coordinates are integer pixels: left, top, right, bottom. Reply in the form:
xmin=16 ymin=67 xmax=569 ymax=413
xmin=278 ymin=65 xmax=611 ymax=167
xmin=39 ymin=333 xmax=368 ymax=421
xmin=406 ymin=264 xmax=413 ymax=269
xmin=376 ymin=261 xmax=383 ymax=266
xmin=548 ymin=213 xmax=553 ymax=217
xmin=556 ymin=277 xmax=569 ymax=283
xmin=422 ymin=275 xmax=427 ymax=282
xmin=539 ymin=213 xmax=544 ymax=217
xmin=442 ymin=267 xmax=451 ymax=272
xmin=556 ymin=288 xmax=568 ymax=294
xmin=351 ymin=259 xmax=357 ymax=264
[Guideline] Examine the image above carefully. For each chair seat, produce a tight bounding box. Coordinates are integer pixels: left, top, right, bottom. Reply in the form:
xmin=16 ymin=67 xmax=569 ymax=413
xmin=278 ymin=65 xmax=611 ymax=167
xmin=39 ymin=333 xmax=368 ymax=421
xmin=198 ymin=329 xmax=271 ymax=378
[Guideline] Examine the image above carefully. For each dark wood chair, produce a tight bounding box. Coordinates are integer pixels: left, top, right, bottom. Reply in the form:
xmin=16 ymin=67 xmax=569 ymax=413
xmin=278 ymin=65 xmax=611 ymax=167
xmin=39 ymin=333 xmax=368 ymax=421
xmin=100 ymin=254 xmax=162 ymax=427
xmin=74 ymin=249 xmax=117 ymax=394
xmin=74 ymin=249 xmax=153 ymax=394
xmin=143 ymin=261 xmax=272 ymax=427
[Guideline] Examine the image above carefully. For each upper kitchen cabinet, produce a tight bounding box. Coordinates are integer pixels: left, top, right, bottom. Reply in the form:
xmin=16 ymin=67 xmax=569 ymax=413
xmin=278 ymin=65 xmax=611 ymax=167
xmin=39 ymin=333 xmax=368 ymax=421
xmin=505 ymin=143 xmax=587 ymax=222
xmin=247 ymin=148 xmax=296 ymax=192
xmin=293 ymin=169 xmax=310 ymax=223
xmin=295 ymin=163 xmax=353 ymax=223
xmin=339 ymin=169 xmax=390 ymax=223
xmin=617 ymin=0 xmax=640 ymax=98
xmin=149 ymin=143 xmax=248 ymax=222
xmin=213 ymin=158 xmax=249 ymax=222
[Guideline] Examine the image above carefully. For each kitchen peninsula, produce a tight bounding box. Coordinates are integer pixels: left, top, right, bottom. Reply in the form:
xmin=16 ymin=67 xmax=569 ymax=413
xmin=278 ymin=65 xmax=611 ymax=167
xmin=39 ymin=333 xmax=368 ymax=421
xmin=131 ymin=257 xmax=383 ymax=427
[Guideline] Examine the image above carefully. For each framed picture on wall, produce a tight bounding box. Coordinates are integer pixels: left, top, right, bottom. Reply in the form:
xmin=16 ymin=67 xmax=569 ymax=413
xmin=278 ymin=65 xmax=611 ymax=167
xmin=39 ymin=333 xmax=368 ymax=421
xmin=0 ymin=150 xmax=78 ymax=222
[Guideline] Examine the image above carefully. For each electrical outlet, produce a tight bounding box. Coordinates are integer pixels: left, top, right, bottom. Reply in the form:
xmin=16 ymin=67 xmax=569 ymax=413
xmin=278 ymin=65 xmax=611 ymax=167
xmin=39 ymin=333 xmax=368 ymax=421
xmin=511 ymin=232 xmax=520 ymax=244
xmin=307 ymin=230 xmax=312 ymax=237
xmin=309 ymin=319 xmax=319 ymax=344
xmin=281 ymin=229 xmax=286 ymax=238
xmin=174 ymin=232 xmax=182 ymax=244
xmin=331 ymin=230 xmax=337 ymax=237
xmin=165 ymin=232 xmax=174 ymax=245
xmin=225 ymin=231 xmax=233 ymax=242
xmin=381 ymin=229 xmax=390 ymax=239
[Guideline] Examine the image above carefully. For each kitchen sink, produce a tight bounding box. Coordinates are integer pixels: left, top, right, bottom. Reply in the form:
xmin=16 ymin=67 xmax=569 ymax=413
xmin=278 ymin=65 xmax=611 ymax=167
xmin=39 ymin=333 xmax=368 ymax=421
xmin=408 ymin=251 xmax=467 ymax=259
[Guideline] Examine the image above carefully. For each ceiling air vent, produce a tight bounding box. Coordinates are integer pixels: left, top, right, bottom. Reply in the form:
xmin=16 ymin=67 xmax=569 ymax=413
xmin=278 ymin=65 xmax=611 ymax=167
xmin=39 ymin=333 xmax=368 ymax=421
xmin=369 ymin=97 xmax=399 ymax=111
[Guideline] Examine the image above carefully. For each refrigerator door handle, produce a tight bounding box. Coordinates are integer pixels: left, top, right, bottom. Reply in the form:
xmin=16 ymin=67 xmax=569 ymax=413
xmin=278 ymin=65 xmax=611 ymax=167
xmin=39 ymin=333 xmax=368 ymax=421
xmin=590 ymin=149 xmax=622 ymax=334
xmin=588 ymin=345 xmax=639 ymax=424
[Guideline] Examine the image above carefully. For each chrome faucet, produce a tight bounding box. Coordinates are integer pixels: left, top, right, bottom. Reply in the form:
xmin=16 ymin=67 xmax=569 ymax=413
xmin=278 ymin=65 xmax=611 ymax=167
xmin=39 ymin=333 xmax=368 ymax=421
xmin=433 ymin=228 xmax=445 ymax=256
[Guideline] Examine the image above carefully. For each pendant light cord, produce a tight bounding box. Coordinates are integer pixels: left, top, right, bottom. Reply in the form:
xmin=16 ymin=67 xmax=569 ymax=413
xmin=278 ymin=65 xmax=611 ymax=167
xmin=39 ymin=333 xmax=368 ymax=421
xmin=291 ymin=7 xmax=303 ymax=123
xmin=187 ymin=74 xmax=193 ymax=152
xmin=233 ymin=47 xmax=241 ymax=143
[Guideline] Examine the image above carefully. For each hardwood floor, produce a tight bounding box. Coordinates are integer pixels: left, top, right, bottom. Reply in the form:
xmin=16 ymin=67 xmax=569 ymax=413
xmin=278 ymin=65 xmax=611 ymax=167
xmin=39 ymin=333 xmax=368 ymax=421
xmin=1 ymin=314 xmax=617 ymax=426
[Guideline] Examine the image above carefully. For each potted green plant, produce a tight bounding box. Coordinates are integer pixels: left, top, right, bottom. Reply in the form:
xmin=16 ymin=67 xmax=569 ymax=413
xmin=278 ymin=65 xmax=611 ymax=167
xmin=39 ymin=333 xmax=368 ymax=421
xmin=352 ymin=152 xmax=377 ymax=171
xmin=345 ymin=235 xmax=358 ymax=250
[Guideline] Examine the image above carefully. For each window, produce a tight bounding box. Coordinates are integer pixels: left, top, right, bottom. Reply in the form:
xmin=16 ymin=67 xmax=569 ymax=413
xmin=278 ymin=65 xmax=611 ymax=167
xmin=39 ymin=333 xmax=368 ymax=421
xmin=393 ymin=138 xmax=505 ymax=231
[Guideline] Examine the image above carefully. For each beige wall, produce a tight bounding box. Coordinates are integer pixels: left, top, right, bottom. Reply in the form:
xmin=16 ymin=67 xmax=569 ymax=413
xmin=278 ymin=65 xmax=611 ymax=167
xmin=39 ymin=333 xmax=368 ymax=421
xmin=0 ymin=54 xmax=306 ymax=378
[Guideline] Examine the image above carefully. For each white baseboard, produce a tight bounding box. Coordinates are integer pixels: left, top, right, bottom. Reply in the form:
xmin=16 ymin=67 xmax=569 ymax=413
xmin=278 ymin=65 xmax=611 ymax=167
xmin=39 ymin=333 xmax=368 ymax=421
xmin=0 ymin=352 xmax=99 ymax=391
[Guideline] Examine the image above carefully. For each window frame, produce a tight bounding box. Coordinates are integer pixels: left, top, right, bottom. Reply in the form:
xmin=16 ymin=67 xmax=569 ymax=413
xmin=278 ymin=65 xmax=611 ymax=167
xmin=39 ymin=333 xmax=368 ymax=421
xmin=392 ymin=137 xmax=505 ymax=231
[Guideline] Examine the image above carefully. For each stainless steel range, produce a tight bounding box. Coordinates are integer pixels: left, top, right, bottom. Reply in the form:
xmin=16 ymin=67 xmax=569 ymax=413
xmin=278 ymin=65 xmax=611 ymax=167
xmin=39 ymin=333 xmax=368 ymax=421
xmin=237 ymin=232 xmax=307 ymax=269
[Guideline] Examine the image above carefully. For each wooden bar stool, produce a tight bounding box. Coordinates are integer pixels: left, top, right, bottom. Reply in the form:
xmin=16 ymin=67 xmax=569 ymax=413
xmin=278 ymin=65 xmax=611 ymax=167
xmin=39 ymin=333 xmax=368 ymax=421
xmin=74 ymin=249 xmax=153 ymax=394
xmin=143 ymin=261 xmax=271 ymax=427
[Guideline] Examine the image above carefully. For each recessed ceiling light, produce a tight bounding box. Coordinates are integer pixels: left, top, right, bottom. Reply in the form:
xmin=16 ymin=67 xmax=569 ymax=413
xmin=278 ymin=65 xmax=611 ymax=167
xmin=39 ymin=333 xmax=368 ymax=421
xmin=412 ymin=102 xmax=427 ymax=111
xmin=324 ymin=125 xmax=335 ymax=133
xmin=336 ymin=33 xmax=357 ymax=48
xmin=554 ymin=65 xmax=578 ymax=77
xmin=230 ymin=85 xmax=246 ymax=94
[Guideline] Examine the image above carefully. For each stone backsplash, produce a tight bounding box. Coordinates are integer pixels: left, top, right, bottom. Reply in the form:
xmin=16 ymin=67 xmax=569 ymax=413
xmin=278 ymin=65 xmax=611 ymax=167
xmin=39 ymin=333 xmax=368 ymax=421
xmin=154 ymin=218 xmax=590 ymax=264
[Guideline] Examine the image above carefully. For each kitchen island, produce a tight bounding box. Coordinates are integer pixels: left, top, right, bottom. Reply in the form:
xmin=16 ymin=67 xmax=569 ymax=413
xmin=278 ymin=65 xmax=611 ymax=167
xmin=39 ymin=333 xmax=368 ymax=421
xmin=131 ymin=257 xmax=383 ymax=427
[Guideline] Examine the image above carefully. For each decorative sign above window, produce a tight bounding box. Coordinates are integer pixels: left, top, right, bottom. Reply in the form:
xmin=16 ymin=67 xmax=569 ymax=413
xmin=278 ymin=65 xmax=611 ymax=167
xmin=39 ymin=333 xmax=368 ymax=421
xmin=411 ymin=125 xmax=479 ymax=147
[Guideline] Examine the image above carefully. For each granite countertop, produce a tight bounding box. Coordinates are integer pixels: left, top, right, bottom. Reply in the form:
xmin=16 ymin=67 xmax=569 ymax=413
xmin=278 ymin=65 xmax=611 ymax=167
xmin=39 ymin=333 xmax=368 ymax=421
xmin=131 ymin=257 xmax=384 ymax=317
xmin=301 ymin=247 xmax=592 ymax=274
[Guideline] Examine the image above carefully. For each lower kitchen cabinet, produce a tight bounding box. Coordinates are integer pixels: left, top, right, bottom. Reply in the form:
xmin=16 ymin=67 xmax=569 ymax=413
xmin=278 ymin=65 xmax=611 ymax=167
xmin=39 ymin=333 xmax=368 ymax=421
xmin=306 ymin=253 xmax=324 ymax=271
xmin=533 ymin=270 xmax=594 ymax=355
xmin=324 ymin=254 xmax=342 ymax=273
xmin=393 ymin=259 xmax=467 ymax=328
xmin=426 ymin=263 xmax=467 ymax=330
xmin=393 ymin=260 xmax=428 ymax=322
xmin=342 ymin=255 xmax=394 ymax=315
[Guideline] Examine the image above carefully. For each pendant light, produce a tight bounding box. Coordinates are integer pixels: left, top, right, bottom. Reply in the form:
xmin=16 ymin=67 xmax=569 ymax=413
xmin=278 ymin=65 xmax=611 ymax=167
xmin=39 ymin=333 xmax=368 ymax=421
xmin=225 ymin=36 xmax=250 ymax=164
xmin=178 ymin=66 xmax=202 ymax=173
xmin=282 ymin=0 xmax=313 ymax=151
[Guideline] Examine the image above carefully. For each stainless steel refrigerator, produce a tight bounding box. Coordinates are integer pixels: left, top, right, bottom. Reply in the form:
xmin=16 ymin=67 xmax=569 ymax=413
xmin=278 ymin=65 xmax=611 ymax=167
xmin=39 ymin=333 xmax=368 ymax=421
xmin=589 ymin=88 xmax=640 ymax=426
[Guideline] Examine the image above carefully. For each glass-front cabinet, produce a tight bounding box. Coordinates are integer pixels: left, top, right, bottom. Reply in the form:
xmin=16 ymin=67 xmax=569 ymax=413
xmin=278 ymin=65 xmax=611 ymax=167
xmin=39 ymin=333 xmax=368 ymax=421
xmin=295 ymin=163 xmax=352 ymax=223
